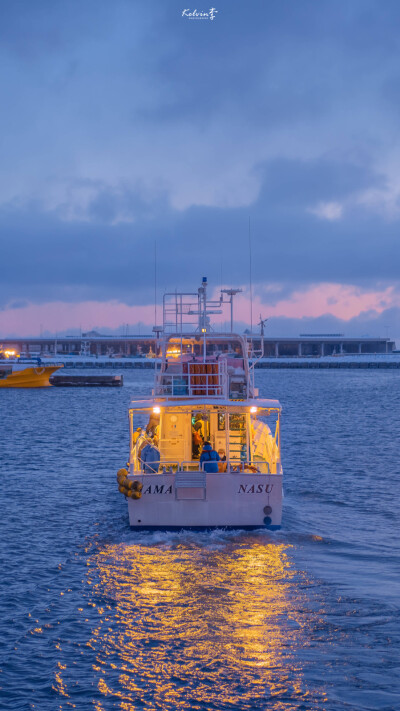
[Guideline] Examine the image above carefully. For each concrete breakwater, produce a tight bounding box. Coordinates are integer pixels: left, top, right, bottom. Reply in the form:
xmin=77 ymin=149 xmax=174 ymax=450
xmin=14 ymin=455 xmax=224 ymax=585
xmin=52 ymin=358 xmax=400 ymax=370
xmin=255 ymin=360 xmax=400 ymax=369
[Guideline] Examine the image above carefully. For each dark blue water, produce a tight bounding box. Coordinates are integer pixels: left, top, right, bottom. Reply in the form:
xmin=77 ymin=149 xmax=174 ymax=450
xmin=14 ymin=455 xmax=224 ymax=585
xmin=0 ymin=370 xmax=399 ymax=710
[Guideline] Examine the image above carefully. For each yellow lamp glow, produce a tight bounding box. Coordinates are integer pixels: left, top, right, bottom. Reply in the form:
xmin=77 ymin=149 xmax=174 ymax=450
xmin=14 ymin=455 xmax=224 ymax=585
xmin=153 ymin=406 xmax=161 ymax=414
xmin=166 ymin=347 xmax=181 ymax=358
xmin=250 ymin=406 xmax=257 ymax=413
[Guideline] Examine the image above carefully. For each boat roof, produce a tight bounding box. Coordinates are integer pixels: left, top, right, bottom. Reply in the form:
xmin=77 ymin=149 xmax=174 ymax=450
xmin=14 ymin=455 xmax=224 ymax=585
xmin=129 ymin=397 xmax=281 ymax=411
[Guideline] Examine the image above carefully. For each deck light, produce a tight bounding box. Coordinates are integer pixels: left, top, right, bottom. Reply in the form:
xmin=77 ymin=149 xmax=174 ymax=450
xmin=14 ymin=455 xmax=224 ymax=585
xmin=250 ymin=406 xmax=257 ymax=413
xmin=153 ymin=406 xmax=161 ymax=414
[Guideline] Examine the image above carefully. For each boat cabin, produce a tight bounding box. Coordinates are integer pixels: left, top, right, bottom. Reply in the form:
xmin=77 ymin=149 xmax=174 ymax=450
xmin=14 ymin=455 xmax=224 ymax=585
xmin=128 ymin=398 xmax=281 ymax=476
xmin=154 ymin=334 xmax=253 ymax=400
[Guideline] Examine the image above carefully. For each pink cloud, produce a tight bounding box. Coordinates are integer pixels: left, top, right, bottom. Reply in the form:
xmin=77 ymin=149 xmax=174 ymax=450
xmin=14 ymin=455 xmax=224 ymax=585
xmin=214 ymin=283 xmax=398 ymax=323
xmin=0 ymin=284 xmax=398 ymax=337
xmin=0 ymin=300 xmax=157 ymax=337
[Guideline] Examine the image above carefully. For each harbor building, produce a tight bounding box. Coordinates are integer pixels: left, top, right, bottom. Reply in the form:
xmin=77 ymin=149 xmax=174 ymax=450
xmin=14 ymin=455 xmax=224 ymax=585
xmin=0 ymin=333 xmax=395 ymax=358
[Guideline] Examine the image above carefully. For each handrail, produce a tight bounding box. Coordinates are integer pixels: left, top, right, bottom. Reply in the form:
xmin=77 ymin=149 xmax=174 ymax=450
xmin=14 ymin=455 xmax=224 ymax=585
xmin=225 ymin=460 xmax=270 ymax=474
xmin=154 ymin=360 xmax=230 ymax=397
xmin=133 ymin=458 xmax=271 ymax=474
xmin=137 ymin=459 xmax=180 ymax=473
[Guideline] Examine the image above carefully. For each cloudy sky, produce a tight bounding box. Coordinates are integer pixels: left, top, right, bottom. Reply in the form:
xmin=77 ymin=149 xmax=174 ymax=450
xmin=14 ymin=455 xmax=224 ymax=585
xmin=1 ymin=0 xmax=400 ymax=341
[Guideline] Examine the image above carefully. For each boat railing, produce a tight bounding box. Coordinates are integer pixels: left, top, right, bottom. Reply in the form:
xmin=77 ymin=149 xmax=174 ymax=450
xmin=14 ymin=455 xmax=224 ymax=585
xmin=249 ymin=461 xmax=270 ymax=474
xmin=222 ymin=460 xmax=270 ymax=474
xmin=154 ymin=359 xmax=229 ymax=397
xmin=4 ymin=358 xmax=64 ymax=366
xmin=134 ymin=459 xmax=273 ymax=474
xmin=182 ymin=460 xmax=203 ymax=472
xmin=138 ymin=459 xmax=180 ymax=473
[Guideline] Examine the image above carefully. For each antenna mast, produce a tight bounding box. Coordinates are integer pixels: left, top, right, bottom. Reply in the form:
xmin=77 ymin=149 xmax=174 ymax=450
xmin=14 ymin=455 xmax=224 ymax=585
xmin=154 ymin=241 xmax=157 ymax=328
xmin=249 ymin=216 xmax=253 ymax=336
xmin=258 ymin=315 xmax=268 ymax=358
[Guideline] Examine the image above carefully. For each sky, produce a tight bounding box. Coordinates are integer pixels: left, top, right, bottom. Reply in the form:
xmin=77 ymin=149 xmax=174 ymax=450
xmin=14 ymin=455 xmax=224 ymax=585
xmin=1 ymin=0 xmax=400 ymax=343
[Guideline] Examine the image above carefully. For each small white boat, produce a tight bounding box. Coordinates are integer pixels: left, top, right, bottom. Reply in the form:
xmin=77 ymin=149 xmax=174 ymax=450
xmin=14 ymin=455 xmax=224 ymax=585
xmin=117 ymin=278 xmax=283 ymax=530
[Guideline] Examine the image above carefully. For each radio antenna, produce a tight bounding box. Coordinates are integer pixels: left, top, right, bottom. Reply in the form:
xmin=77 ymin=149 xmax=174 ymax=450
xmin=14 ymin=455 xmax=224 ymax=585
xmin=249 ymin=216 xmax=253 ymax=336
xmin=154 ymin=240 xmax=157 ymax=328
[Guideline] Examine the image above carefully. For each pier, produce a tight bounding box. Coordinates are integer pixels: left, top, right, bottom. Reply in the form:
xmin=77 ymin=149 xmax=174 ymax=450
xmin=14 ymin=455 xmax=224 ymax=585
xmin=47 ymin=357 xmax=400 ymax=371
xmin=255 ymin=360 xmax=400 ymax=369
xmin=50 ymin=374 xmax=123 ymax=386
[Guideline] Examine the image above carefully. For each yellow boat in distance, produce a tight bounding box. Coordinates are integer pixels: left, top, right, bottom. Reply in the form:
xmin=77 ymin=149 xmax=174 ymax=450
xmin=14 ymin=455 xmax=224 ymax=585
xmin=0 ymin=360 xmax=63 ymax=388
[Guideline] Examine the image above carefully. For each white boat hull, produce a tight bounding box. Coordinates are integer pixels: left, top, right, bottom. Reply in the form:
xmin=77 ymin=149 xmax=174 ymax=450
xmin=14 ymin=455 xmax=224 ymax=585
xmin=127 ymin=472 xmax=282 ymax=529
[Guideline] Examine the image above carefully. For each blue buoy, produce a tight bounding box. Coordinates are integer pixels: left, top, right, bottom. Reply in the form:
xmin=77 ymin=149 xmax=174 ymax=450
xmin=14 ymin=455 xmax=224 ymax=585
xmin=264 ymin=516 xmax=272 ymax=526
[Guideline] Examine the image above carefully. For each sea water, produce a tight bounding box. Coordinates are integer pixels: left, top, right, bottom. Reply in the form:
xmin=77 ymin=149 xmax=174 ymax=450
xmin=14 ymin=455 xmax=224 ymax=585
xmin=0 ymin=369 xmax=399 ymax=710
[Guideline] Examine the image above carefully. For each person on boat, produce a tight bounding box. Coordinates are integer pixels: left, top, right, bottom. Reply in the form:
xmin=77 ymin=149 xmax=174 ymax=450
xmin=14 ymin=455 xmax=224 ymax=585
xmin=194 ymin=415 xmax=206 ymax=439
xmin=218 ymin=449 xmax=227 ymax=473
xmin=137 ymin=434 xmax=148 ymax=460
xmin=146 ymin=412 xmax=160 ymax=438
xmin=194 ymin=419 xmax=203 ymax=434
xmin=200 ymin=442 xmax=220 ymax=473
xmin=133 ymin=427 xmax=143 ymax=444
xmin=192 ymin=426 xmax=203 ymax=459
xmin=140 ymin=440 xmax=160 ymax=474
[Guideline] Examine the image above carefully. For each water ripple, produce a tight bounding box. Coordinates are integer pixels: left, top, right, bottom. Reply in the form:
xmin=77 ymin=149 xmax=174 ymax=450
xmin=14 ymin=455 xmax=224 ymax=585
xmin=0 ymin=369 xmax=399 ymax=709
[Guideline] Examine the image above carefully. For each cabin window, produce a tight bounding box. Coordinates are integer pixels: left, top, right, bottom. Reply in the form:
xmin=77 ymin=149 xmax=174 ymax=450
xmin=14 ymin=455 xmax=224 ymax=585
xmin=218 ymin=413 xmax=226 ymax=431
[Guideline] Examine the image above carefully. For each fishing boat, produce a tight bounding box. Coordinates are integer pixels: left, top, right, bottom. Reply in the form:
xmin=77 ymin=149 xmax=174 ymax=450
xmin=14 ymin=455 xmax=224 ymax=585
xmin=0 ymin=357 xmax=63 ymax=387
xmin=117 ymin=278 xmax=283 ymax=530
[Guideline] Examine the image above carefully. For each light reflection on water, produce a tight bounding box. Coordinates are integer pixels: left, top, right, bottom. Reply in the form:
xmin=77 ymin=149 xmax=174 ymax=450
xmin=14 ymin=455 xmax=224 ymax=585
xmin=53 ymin=535 xmax=327 ymax=710
xmin=2 ymin=369 xmax=399 ymax=710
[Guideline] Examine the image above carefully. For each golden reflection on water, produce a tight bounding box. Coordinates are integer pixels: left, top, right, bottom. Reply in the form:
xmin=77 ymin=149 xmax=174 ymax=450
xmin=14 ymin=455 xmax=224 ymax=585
xmin=55 ymin=536 xmax=327 ymax=709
